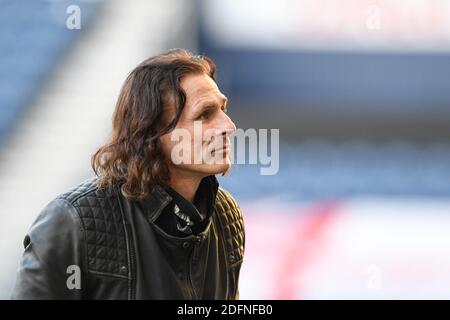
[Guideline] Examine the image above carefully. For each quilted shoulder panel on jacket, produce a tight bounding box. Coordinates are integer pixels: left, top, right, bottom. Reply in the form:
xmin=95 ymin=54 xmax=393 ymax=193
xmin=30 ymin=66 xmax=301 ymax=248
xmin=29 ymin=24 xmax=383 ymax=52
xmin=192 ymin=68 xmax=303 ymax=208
xmin=214 ymin=187 xmax=245 ymax=267
xmin=56 ymin=177 xmax=129 ymax=278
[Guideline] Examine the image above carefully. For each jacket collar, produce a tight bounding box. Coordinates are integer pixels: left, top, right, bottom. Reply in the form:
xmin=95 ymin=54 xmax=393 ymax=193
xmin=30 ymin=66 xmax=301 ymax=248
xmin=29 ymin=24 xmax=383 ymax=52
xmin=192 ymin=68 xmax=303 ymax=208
xmin=141 ymin=175 xmax=219 ymax=223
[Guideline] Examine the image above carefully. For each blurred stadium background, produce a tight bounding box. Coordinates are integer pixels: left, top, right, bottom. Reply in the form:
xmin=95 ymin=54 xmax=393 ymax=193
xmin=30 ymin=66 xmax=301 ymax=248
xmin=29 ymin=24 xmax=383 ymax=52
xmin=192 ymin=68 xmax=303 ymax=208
xmin=1 ymin=0 xmax=450 ymax=299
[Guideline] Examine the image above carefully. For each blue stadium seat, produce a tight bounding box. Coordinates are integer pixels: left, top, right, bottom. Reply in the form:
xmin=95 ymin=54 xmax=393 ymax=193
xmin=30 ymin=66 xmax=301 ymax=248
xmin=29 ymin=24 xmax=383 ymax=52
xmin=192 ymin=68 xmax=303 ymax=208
xmin=0 ymin=0 xmax=100 ymax=145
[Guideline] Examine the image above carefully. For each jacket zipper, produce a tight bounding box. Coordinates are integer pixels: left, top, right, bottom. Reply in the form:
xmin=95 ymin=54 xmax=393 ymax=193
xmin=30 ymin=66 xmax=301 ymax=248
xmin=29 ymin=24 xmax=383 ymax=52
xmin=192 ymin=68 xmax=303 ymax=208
xmin=212 ymin=212 xmax=232 ymax=299
xmin=193 ymin=235 xmax=203 ymax=261
xmin=187 ymin=235 xmax=202 ymax=299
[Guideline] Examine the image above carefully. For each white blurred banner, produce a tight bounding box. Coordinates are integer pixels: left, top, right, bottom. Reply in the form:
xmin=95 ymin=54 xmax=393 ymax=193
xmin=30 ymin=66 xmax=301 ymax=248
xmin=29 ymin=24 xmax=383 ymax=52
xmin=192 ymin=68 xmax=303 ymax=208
xmin=203 ymin=0 xmax=450 ymax=52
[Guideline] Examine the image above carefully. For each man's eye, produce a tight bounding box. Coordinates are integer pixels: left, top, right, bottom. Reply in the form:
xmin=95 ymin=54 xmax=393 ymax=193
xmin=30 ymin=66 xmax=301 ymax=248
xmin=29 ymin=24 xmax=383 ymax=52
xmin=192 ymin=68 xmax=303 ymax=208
xmin=198 ymin=111 xmax=211 ymax=120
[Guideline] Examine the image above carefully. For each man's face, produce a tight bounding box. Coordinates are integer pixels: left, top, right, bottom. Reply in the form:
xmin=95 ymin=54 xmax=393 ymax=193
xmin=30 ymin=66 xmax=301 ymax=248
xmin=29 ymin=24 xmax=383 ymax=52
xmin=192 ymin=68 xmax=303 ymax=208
xmin=160 ymin=73 xmax=236 ymax=178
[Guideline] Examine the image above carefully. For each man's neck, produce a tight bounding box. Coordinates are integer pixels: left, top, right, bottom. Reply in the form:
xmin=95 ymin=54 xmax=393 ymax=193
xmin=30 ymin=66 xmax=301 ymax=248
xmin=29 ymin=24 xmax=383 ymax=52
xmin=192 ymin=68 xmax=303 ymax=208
xmin=167 ymin=169 xmax=204 ymax=204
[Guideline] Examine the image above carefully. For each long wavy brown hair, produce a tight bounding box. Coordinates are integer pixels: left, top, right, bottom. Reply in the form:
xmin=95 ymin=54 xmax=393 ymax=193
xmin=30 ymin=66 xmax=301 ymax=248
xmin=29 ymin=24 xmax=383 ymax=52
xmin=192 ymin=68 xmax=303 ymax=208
xmin=91 ymin=49 xmax=216 ymax=200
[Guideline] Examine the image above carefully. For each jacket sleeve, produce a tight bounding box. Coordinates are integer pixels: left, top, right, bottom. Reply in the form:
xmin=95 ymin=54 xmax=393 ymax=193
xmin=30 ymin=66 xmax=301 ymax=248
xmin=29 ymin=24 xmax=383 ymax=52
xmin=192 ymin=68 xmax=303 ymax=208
xmin=11 ymin=198 xmax=86 ymax=300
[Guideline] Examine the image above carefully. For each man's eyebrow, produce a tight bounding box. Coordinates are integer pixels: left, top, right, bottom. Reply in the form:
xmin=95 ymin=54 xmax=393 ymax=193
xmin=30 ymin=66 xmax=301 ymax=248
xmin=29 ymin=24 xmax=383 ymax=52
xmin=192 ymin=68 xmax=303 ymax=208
xmin=192 ymin=96 xmax=228 ymax=112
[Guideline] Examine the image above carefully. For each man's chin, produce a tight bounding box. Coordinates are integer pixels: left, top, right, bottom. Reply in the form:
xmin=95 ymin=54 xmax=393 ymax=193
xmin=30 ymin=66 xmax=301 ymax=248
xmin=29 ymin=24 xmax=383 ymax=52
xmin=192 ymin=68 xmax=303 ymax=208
xmin=196 ymin=162 xmax=232 ymax=177
xmin=170 ymin=161 xmax=231 ymax=177
xmin=203 ymin=162 xmax=231 ymax=176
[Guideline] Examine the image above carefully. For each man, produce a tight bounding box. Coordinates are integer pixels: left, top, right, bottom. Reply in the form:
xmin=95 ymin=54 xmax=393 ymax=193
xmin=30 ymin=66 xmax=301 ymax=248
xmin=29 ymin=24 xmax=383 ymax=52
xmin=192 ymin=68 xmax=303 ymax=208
xmin=11 ymin=49 xmax=245 ymax=299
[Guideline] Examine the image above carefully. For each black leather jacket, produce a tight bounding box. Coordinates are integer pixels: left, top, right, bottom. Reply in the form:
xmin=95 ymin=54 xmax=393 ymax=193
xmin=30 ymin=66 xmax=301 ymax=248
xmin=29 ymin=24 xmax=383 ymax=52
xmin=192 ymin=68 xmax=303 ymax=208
xmin=11 ymin=176 xmax=245 ymax=299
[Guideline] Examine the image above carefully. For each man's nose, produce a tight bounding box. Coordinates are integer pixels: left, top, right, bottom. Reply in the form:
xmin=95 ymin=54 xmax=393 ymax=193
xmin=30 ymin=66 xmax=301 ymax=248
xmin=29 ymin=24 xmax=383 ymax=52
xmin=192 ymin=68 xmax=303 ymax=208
xmin=219 ymin=113 xmax=236 ymax=136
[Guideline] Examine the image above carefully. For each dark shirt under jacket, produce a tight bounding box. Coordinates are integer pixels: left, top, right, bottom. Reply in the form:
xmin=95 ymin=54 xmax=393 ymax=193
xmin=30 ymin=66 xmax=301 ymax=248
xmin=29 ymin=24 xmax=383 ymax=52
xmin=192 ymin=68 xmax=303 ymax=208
xmin=154 ymin=176 xmax=218 ymax=237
